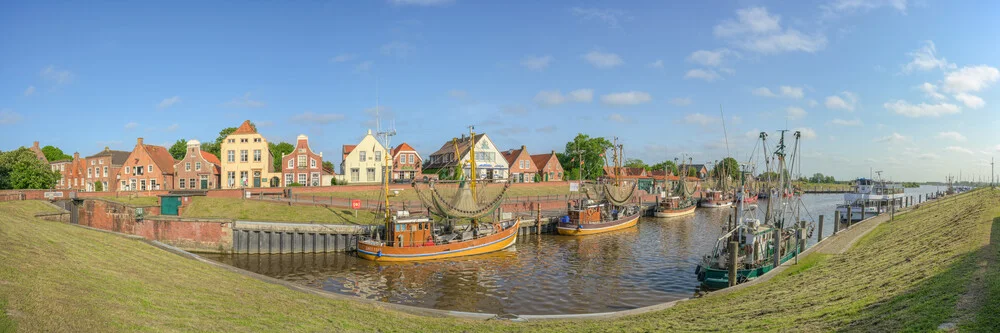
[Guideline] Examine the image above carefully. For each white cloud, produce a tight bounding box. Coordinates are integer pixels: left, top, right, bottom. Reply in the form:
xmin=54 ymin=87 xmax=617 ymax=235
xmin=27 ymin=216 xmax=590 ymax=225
xmin=568 ymin=89 xmax=594 ymax=103
xmin=648 ymin=59 xmax=664 ymax=69
xmin=874 ymin=132 xmax=909 ymax=143
xmin=23 ymin=86 xmax=35 ymax=96
xmin=744 ymin=129 xmax=761 ymax=139
xmin=0 ymin=109 xmax=22 ymax=125
xmin=582 ymin=51 xmax=624 ymax=69
xmin=157 ymin=96 xmax=181 ymax=110
xmin=389 ymin=0 xmax=452 ymax=6
xmin=807 ymin=99 xmax=819 ymax=107
xmin=330 ymin=54 xmax=355 ymax=63
xmin=381 ymin=41 xmax=414 ymax=58
xmin=608 ymin=113 xmax=627 ymax=123
xmin=714 ymin=7 xmax=826 ymax=54
xmin=779 ymin=86 xmax=804 ymax=99
xmin=902 ymin=41 xmax=956 ymax=73
xmin=883 ymin=100 xmax=960 ymax=117
xmin=669 ymin=97 xmax=693 ymax=106
xmin=954 ymin=93 xmax=985 ymax=109
xmin=355 ymin=60 xmax=374 ymax=72
xmin=683 ymin=113 xmax=717 ymax=126
xmin=824 ymin=0 xmax=909 ymax=14
xmin=786 ymin=106 xmax=807 ymax=119
xmin=687 ymin=49 xmax=732 ymax=67
xmin=601 ymin=91 xmax=651 ymax=106
xmin=224 ymin=93 xmax=266 ymax=108
xmin=918 ymin=153 xmax=940 ymax=160
xmin=291 ymin=112 xmax=346 ymax=124
xmin=685 ymin=69 xmax=721 ymax=82
xmin=831 ymin=118 xmax=863 ymax=126
xmin=936 ymin=131 xmax=967 ymax=142
xmin=124 ymin=122 xmax=139 ymax=130
xmin=570 ymin=7 xmax=630 ymax=29
xmin=825 ymin=91 xmax=858 ymax=111
xmin=448 ymin=89 xmax=468 ymax=99
xmin=918 ymin=82 xmax=947 ymax=100
xmin=752 ymin=87 xmax=776 ymax=97
xmin=794 ymin=127 xmax=817 ymax=140
xmin=521 ymin=55 xmax=553 ymax=71
xmin=945 ymin=146 xmax=974 ymax=155
xmin=40 ymin=65 xmax=73 ymax=85
xmin=165 ymin=124 xmax=179 ymax=132
xmin=730 ymin=115 xmax=742 ymax=125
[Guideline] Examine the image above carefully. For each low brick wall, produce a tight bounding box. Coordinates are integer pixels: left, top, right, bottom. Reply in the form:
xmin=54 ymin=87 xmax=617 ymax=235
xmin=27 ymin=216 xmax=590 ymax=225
xmin=74 ymin=199 xmax=231 ymax=253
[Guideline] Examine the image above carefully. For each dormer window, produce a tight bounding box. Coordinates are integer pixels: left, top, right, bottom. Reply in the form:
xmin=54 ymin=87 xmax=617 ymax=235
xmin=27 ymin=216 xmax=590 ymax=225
xmin=288 ymin=159 xmax=294 ymax=169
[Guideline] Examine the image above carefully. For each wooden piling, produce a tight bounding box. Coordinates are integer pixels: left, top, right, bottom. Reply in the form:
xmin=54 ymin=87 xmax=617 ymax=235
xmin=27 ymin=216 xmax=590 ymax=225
xmin=772 ymin=229 xmax=781 ymax=269
xmin=833 ymin=211 xmax=840 ymax=235
xmin=847 ymin=205 xmax=853 ymax=228
xmin=728 ymin=241 xmax=738 ymax=287
xmin=817 ymin=215 xmax=824 ymax=242
xmin=536 ymin=204 xmax=542 ymax=235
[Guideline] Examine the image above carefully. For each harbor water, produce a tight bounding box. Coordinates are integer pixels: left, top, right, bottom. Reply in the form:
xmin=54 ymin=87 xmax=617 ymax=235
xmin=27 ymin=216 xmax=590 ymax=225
xmin=203 ymin=185 xmax=943 ymax=315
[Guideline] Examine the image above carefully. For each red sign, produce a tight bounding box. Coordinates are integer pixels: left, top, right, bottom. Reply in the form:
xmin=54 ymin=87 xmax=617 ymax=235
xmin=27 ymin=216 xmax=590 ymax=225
xmin=351 ymin=199 xmax=362 ymax=210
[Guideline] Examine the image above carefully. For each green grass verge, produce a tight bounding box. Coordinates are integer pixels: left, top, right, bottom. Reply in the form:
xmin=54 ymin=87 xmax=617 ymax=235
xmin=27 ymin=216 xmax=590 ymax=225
xmin=0 ymin=298 xmax=15 ymax=333
xmin=795 ymin=182 xmax=852 ymax=192
xmin=0 ymin=189 xmax=997 ymax=332
xmin=308 ymin=182 xmax=573 ymax=202
xmin=181 ymin=197 xmax=382 ymax=225
xmin=97 ymin=196 xmax=159 ymax=207
xmin=963 ymin=215 xmax=1000 ymax=331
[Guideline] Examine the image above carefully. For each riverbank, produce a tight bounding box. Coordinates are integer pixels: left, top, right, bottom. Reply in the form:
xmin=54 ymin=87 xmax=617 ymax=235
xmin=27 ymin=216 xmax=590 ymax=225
xmin=0 ymin=189 xmax=996 ymax=331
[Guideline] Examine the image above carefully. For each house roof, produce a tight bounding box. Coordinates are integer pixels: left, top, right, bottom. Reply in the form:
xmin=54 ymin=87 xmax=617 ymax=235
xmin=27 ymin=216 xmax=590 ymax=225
xmin=29 ymin=142 xmax=47 ymax=163
xmin=231 ymin=120 xmax=257 ymax=135
xmin=500 ymin=146 xmax=526 ymax=165
xmin=424 ymin=134 xmax=489 ymax=169
xmin=342 ymin=144 xmax=356 ymax=155
xmin=199 ymin=151 xmax=221 ymax=174
xmin=530 ymin=151 xmax=559 ymax=171
xmin=143 ymin=145 xmax=177 ymax=174
xmin=86 ymin=147 xmax=131 ymax=165
xmin=391 ymin=142 xmax=420 ymax=160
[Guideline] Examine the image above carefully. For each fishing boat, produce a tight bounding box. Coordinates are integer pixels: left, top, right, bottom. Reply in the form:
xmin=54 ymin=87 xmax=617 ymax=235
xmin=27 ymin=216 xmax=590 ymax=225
xmin=699 ymin=189 xmax=733 ymax=208
xmin=654 ymin=160 xmax=697 ymax=218
xmin=696 ymin=130 xmax=812 ymax=289
xmin=557 ymin=137 xmax=641 ymax=236
xmin=834 ymin=174 xmax=904 ymax=222
xmin=357 ymin=126 xmax=519 ymax=262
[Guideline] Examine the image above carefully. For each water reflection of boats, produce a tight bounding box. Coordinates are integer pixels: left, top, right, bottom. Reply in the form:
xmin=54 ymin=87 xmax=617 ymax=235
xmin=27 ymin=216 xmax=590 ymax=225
xmin=557 ymin=137 xmax=640 ymax=236
xmin=357 ymin=126 xmax=519 ymax=262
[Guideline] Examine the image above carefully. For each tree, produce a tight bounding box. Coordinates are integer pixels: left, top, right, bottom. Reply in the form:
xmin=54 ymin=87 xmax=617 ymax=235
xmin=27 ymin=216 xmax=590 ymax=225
xmin=809 ymin=173 xmax=825 ymax=183
xmin=0 ymin=148 xmax=61 ymax=189
xmin=322 ymin=161 xmax=335 ymax=173
xmin=563 ymin=134 xmax=613 ymax=181
xmin=711 ymin=157 xmax=740 ymax=180
xmin=202 ymin=123 xmax=256 ymax=159
xmin=169 ymin=139 xmax=188 ymax=160
xmin=40 ymin=145 xmax=73 ymax=162
xmin=268 ymin=141 xmax=295 ymax=172
xmin=93 ymin=181 xmax=103 ymax=192
xmin=624 ymin=158 xmax=649 ymax=171
xmin=688 ymin=168 xmax=698 ymax=177
xmin=651 ymin=160 xmax=679 ymax=176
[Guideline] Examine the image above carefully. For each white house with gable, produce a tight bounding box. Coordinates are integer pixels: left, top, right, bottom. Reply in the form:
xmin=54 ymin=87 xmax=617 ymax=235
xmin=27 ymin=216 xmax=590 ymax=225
xmin=339 ymin=129 xmax=390 ymax=184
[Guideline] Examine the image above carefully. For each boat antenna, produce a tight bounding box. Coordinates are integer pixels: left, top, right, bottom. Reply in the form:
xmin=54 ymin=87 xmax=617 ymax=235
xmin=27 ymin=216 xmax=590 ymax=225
xmin=720 ymin=105 xmax=731 ymax=158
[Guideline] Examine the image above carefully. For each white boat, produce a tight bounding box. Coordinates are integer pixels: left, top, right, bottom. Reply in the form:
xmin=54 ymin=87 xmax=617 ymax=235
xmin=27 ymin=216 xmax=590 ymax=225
xmin=699 ymin=190 xmax=733 ymax=208
xmin=835 ymin=177 xmax=904 ymax=222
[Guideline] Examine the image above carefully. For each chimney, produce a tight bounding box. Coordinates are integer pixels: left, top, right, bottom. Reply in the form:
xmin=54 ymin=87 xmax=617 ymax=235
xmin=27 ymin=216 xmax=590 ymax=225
xmin=137 ymin=137 xmax=144 ymax=146
xmin=551 ymin=150 xmax=555 ymax=155
xmin=104 ymin=146 xmax=110 ymax=151
xmin=33 ymin=141 xmax=40 ymax=149
xmin=73 ymin=152 xmax=80 ymax=160
xmin=521 ymin=145 xmax=526 ymax=151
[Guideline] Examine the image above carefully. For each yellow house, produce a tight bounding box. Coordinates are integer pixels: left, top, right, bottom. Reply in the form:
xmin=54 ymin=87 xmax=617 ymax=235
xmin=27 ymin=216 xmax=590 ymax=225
xmin=339 ymin=129 xmax=390 ymax=184
xmin=220 ymin=120 xmax=280 ymax=188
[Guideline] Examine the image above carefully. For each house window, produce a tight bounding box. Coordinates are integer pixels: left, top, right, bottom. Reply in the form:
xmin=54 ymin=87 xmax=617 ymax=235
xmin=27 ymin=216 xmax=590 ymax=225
xmin=310 ymin=158 xmax=316 ymax=168
xmin=254 ymin=138 xmax=261 ymax=143
xmin=91 ymin=160 xmax=95 ymax=165
xmin=228 ymin=139 xmax=235 ymax=143
xmin=140 ymin=179 xmax=147 ymax=191
xmin=240 ymin=171 xmax=248 ymax=186
xmin=359 ymin=151 xmax=366 ymax=162
xmin=366 ymin=168 xmax=375 ymax=181
xmin=195 ymin=162 xmax=201 ymax=171
xmin=148 ymin=165 xmax=152 ymax=173
xmin=298 ymin=173 xmax=306 ymax=184
xmin=311 ymin=173 xmax=320 ymax=186
xmin=125 ymin=166 xmax=130 ymax=174
xmin=130 ymin=179 xmax=136 ymax=190
xmin=185 ymin=162 xmax=191 ymax=171
xmin=253 ymin=150 xmax=262 ymax=162
xmin=298 ymin=154 xmax=307 ymax=167
xmin=228 ymin=150 xmax=235 ymax=163
xmin=351 ymin=168 xmax=360 ymax=182
xmin=525 ymin=160 xmax=530 ymax=168
xmin=227 ymin=171 xmax=236 ymax=187
xmin=189 ymin=179 xmax=195 ymax=189
xmin=88 ymin=168 xmax=92 ymax=178
xmin=102 ymin=181 xmax=108 ymax=191
xmin=240 ymin=138 xmax=248 ymax=143
xmin=103 ymin=166 xmax=108 ymax=177
xmin=99 ymin=160 xmax=104 ymax=165
xmin=180 ymin=179 xmax=186 ymax=189
xmin=408 ymin=154 xmax=414 ymax=164
xmin=375 ymin=151 xmax=382 ymax=162
xmin=240 ymin=150 xmax=248 ymax=162
xmin=74 ymin=178 xmax=78 ymax=186
xmin=136 ymin=166 xmax=143 ymax=176
xmin=285 ymin=174 xmax=293 ymax=186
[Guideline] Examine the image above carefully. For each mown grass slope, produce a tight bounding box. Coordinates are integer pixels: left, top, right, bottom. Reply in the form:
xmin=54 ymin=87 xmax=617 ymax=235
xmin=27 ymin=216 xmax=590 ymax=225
xmin=181 ymin=197 xmax=381 ymax=225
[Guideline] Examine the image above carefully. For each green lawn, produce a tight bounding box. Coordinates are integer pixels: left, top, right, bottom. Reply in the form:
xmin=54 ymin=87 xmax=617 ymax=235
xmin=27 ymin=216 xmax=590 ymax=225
xmin=307 ymin=182 xmax=574 ymax=202
xmin=1 ymin=189 xmax=997 ymax=332
xmin=97 ymin=195 xmax=160 ymax=207
xmin=181 ymin=197 xmax=382 ymax=225
xmin=795 ymin=182 xmax=852 ymax=192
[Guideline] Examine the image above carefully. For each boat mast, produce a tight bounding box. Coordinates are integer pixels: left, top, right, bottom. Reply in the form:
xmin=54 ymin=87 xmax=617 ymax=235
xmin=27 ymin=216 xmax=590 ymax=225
xmin=374 ymin=85 xmax=396 ymax=244
xmin=468 ymin=125 xmax=478 ymax=203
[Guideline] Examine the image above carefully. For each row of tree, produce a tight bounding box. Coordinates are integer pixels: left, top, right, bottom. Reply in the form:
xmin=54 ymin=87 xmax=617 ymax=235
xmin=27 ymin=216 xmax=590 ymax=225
xmin=552 ymin=134 xmax=736 ymax=181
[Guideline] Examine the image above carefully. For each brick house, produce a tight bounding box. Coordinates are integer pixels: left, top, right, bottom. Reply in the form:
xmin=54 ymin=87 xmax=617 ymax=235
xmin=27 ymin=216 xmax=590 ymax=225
xmin=61 ymin=152 xmax=88 ymax=191
xmin=391 ymin=142 xmax=422 ymax=181
xmin=50 ymin=159 xmax=72 ymax=189
xmin=530 ymin=150 xmax=564 ymax=182
xmin=281 ymin=134 xmax=324 ymax=187
xmin=502 ymin=145 xmax=538 ymax=183
xmin=423 ymin=133 xmax=508 ymax=180
xmin=117 ymin=138 xmax=177 ymax=191
xmin=84 ymin=147 xmax=130 ymax=192
xmin=29 ymin=141 xmax=48 ymax=164
xmin=173 ymin=140 xmax=221 ymax=190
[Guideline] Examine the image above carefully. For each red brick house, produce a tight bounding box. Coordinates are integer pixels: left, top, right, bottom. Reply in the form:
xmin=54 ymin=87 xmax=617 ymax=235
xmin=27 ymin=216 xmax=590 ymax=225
xmin=391 ymin=142 xmax=422 ymax=181
xmin=502 ymin=145 xmax=538 ymax=183
xmin=84 ymin=147 xmax=130 ymax=192
xmin=117 ymin=138 xmax=177 ymax=191
xmin=50 ymin=159 xmax=72 ymax=189
xmin=62 ymin=152 xmax=88 ymax=191
xmin=281 ymin=134 xmax=324 ymax=186
xmin=530 ymin=150 xmax=564 ymax=182
xmin=173 ymin=140 xmax=221 ymax=190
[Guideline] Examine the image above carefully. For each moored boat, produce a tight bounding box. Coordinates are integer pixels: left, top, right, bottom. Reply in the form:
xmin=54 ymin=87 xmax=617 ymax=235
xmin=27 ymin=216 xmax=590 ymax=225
xmin=699 ymin=190 xmax=733 ymax=208
xmin=557 ymin=137 xmax=641 ymax=236
xmin=654 ymin=196 xmax=697 ymax=218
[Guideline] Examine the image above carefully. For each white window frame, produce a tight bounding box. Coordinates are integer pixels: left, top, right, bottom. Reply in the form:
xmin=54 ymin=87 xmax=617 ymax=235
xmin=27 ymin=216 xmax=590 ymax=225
xmin=180 ymin=178 xmax=186 ymax=189
xmin=298 ymin=173 xmax=307 ymax=185
xmin=253 ymin=149 xmax=262 ymax=162
xmin=310 ymin=158 xmax=316 ymax=168
xmin=240 ymin=150 xmax=248 ymax=163
xmin=375 ymin=151 xmax=381 ymax=162
xmin=185 ymin=162 xmax=191 ymax=171
xmin=147 ymin=165 xmax=152 ymax=173
xmin=287 ymin=159 xmax=294 ymax=169
xmin=228 ymin=150 xmax=235 ymax=163
xmin=359 ymin=151 xmax=366 ymax=162
xmin=285 ymin=174 xmax=293 ymax=186
xmin=195 ymin=162 xmax=201 ymax=171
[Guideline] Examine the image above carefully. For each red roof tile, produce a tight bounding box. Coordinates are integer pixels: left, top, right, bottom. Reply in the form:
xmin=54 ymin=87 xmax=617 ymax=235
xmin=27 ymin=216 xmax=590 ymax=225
xmin=145 ymin=145 xmax=177 ymax=174
xmin=343 ymin=145 xmax=356 ymax=154
xmin=232 ymin=120 xmax=257 ymax=135
xmin=392 ymin=142 xmax=416 ymax=156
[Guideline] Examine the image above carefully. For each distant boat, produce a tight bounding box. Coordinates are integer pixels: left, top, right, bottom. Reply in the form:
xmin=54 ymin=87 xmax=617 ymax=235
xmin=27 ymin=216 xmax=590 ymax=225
xmin=834 ymin=176 xmax=904 ymax=222
xmin=700 ymin=189 xmax=733 ymax=208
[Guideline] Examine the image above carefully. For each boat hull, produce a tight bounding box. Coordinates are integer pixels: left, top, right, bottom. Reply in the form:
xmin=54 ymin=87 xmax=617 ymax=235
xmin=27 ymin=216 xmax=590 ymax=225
xmin=357 ymin=220 xmax=519 ymax=262
xmin=653 ymin=205 xmax=697 ymax=218
xmin=556 ymin=213 xmax=640 ymax=236
xmin=699 ymin=200 xmax=733 ymax=208
xmin=696 ymin=247 xmax=800 ymax=290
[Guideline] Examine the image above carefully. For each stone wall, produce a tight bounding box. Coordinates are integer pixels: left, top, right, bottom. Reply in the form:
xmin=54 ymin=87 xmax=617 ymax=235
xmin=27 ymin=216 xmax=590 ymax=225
xmin=74 ymin=199 xmax=232 ymax=253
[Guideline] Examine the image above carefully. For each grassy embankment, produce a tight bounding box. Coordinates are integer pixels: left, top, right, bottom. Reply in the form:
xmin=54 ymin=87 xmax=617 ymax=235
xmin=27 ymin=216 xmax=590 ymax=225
xmin=97 ymin=196 xmax=159 ymax=206
xmin=794 ymin=182 xmax=852 ymax=192
xmin=309 ymin=182 xmax=573 ymax=202
xmin=181 ymin=197 xmax=380 ymax=225
xmin=1 ymin=189 xmax=998 ymax=332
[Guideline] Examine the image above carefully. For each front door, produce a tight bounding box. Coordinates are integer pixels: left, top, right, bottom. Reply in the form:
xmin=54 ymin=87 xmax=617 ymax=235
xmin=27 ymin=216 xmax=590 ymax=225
xmin=253 ymin=171 xmax=261 ymax=187
xmin=201 ymin=176 xmax=208 ymax=189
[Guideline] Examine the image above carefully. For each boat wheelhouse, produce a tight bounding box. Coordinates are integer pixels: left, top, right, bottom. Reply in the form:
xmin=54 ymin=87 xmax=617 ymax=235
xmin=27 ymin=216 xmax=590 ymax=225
xmin=835 ymin=177 xmax=905 ymax=222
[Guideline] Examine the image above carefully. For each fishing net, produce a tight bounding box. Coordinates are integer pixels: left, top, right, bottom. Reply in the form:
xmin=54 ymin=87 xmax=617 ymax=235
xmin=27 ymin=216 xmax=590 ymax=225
xmin=413 ymin=180 xmax=512 ymax=219
xmin=603 ymin=181 xmax=637 ymax=206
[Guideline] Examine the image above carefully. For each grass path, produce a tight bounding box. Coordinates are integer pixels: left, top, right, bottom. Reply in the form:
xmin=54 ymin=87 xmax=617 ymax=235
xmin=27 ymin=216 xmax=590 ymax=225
xmin=0 ymin=189 xmax=997 ymax=332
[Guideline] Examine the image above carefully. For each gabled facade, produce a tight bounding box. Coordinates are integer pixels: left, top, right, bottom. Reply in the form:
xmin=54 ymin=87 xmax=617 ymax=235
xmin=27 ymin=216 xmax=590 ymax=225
xmin=687 ymin=164 xmax=709 ymax=179
xmin=530 ymin=150 xmax=564 ymax=182
xmin=391 ymin=142 xmax=422 ymax=181
xmin=61 ymin=153 xmax=88 ymax=191
xmin=84 ymin=147 xmax=130 ymax=192
xmin=50 ymin=160 xmax=72 ymax=189
xmin=220 ymin=120 xmax=280 ymax=188
xmin=116 ymin=137 xmax=177 ymax=191
xmin=502 ymin=145 xmax=537 ymax=183
xmin=173 ymin=140 xmax=221 ymax=190
xmin=339 ymin=130 xmax=389 ymax=184
xmin=424 ymin=133 xmax=508 ymax=180
xmin=281 ymin=134 xmax=324 ymax=186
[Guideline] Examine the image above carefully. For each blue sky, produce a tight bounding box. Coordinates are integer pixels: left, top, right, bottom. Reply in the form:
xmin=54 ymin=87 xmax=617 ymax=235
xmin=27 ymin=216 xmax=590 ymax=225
xmin=1 ymin=0 xmax=998 ymax=182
